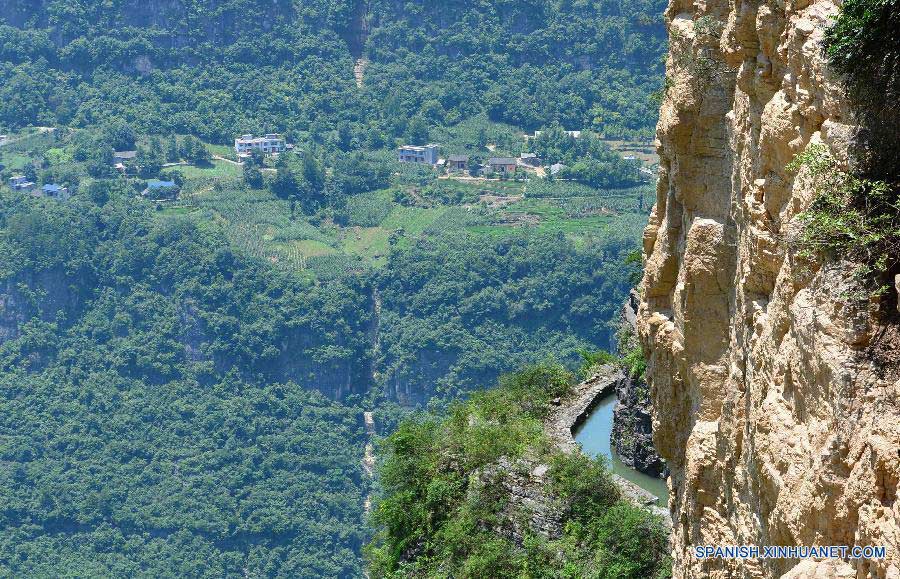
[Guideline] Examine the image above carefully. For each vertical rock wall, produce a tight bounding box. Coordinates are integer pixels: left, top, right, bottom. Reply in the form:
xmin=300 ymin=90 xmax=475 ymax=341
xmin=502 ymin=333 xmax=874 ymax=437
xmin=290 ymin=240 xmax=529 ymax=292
xmin=639 ymin=0 xmax=900 ymax=577
xmin=613 ymin=290 xmax=668 ymax=478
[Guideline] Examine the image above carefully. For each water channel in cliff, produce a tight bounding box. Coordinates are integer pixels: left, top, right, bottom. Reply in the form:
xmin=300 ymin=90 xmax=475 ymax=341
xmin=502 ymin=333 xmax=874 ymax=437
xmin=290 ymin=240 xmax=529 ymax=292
xmin=573 ymin=394 xmax=668 ymax=506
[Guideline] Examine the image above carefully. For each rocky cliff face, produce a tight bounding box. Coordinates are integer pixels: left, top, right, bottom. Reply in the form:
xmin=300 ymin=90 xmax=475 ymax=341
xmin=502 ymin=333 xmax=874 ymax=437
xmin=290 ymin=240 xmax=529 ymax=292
xmin=612 ymin=373 xmax=667 ymax=478
xmin=639 ymin=1 xmax=900 ymax=578
xmin=613 ymin=290 xmax=668 ymax=478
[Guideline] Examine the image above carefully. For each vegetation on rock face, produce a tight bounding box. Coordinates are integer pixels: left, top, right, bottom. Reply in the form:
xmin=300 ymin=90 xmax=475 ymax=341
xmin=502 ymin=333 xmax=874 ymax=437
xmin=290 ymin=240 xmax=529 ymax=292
xmin=787 ymin=143 xmax=900 ymax=298
xmin=366 ymin=363 xmax=671 ymax=578
xmin=822 ymin=0 xmax=900 ymax=271
xmin=376 ymin=232 xmax=642 ymax=402
xmin=812 ymin=2 xmax=900 ymax=301
xmin=823 ymin=0 xmax=900 ymax=120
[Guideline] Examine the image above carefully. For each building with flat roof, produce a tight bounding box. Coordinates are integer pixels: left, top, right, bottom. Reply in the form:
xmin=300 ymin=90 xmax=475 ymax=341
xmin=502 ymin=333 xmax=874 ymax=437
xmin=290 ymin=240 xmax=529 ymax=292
xmin=398 ymin=144 xmax=439 ymax=165
xmin=487 ymin=157 xmax=517 ymax=173
xmin=532 ymin=130 xmax=582 ymax=140
xmin=235 ymin=134 xmax=286 ymax=156
xmin=8 ymin=175 xmax=35 ymax=191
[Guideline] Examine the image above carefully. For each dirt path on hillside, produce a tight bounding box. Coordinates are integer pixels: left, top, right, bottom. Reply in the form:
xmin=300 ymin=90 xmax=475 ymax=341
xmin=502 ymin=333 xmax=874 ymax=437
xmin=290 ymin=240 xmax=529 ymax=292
xmin=213 ymin=155 xmax=242 ymax=166
xmin=354 ymin=58 xmax=368 ymax=88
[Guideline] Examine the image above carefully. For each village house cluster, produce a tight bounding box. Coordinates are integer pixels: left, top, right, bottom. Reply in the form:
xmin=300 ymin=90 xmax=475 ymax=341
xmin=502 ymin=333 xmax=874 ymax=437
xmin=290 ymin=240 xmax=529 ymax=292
xmin=7 ymin=176 xmax=70 ymax=199
xmin=396 ymin=144 xmax=548 ymax=177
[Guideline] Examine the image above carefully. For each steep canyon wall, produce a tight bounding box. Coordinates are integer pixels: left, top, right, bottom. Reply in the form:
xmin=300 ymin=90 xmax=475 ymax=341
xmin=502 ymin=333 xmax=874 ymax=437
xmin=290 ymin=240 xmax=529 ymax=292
xmin=638 ymin=0 xmax=900 ymax=577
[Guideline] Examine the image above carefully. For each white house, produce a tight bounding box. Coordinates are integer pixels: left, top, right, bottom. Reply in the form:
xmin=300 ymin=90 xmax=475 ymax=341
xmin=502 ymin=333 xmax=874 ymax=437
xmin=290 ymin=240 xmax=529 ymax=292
xmin=398 ymin=144 xmax=439 ymax=165
xmin=234 ymin=134 xmax=286 ymax=157
xmin=8 ymin=175 xmax=35 ymax=191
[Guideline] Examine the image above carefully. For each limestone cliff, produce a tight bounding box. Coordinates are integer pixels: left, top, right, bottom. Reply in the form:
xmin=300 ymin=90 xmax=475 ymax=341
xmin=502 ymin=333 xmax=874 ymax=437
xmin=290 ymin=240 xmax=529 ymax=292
xmin=638 ymin=1 xmax=900 ymax=578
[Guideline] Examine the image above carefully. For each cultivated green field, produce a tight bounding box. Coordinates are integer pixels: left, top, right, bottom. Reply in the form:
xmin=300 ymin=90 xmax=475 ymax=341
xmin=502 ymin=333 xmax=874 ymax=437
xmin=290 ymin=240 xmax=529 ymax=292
xmin=167 ymin=170 xmax=651 ymax=273
xmin=174 ymin=159 xmax=242 ymax=180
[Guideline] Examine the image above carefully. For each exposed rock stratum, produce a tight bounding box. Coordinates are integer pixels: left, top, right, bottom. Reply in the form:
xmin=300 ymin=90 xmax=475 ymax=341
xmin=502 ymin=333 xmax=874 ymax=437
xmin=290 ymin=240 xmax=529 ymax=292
xmin=638 ymin=1 xmax=900 ymax=578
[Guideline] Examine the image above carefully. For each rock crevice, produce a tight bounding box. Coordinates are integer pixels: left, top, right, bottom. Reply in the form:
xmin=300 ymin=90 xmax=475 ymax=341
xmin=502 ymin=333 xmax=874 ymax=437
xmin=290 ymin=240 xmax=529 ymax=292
xmin=613 ymin=290 xmax=668 ymax=479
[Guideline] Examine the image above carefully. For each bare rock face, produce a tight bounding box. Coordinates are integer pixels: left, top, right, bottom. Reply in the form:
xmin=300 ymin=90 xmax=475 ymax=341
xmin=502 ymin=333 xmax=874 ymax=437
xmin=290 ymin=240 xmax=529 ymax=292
xmin=612 ymin=374 xmax=667 ymax=478
xmin=613 ymin=290 xmax=668 ymax=478
xmin=474 ymin=456 xmax=566 ymax=545
xmin=638 ymin=1 xmax=900 ymax=578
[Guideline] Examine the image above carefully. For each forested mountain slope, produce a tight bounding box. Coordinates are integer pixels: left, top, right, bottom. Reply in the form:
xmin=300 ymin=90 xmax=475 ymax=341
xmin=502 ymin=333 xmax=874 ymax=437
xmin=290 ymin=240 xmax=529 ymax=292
xmin=0 ymin=0 xmax=666 ymax=141
xmin=0 ymin=190 xmax=370 ymax=576
xmin=0 ymin=0 xmax=666 ymax=575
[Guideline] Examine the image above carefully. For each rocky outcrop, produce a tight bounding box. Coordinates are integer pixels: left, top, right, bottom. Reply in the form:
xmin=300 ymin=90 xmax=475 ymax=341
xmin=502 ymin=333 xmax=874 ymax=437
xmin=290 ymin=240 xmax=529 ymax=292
xmin=639 ymin=1 xmax=900 ymax=578
xmin=612 ymin=374 xmax=667 ymax=478
xmin=612 ymin=290 xmax=668 ymax=478
xmin=465 ymin=365 xmax=674 ymax=551
xmin=474 ymin=456 xmax=566 ymax=545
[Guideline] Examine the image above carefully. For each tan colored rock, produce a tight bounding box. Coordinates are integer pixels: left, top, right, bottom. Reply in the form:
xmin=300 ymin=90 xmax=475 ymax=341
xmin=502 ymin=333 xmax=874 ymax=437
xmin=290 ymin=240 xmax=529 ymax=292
xmin=638 ymin=1 xmax=900 ymax=578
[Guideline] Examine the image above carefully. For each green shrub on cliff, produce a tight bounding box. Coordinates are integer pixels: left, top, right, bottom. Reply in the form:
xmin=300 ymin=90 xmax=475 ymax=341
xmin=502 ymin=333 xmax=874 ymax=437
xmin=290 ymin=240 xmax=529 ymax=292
xmin=366 ymin=362 xmax=671 ymax=578
xmin=824 ymin=0 xmax=900 ymax=110
xmin=787 ymin=143 xmax=900 ymax=296
xmin=823 ymin=0 xmax=900 ymax=184
xmin=622 ymin=344 xmax=648 ymax=380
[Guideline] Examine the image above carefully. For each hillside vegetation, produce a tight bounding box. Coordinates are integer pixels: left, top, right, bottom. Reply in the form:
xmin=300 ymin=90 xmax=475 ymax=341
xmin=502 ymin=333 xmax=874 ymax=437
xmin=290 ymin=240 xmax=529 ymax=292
xmin=0 ymin=189 xmax=370 ymax=576
xmin=0 ymin=143 xmax=646 ymax=574
xmin=0 ymin=0 xmax=665 ymax=142
xmin=0 ymin=0 xmax=666 ymax=575
xmin=367 ymin=363 xmax=671 ymax=578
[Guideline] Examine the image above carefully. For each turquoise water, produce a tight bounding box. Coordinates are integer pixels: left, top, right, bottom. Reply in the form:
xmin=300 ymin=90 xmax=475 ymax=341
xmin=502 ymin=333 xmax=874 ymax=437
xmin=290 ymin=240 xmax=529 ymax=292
xmin=573 ymin=394 xmax=669 ymax=506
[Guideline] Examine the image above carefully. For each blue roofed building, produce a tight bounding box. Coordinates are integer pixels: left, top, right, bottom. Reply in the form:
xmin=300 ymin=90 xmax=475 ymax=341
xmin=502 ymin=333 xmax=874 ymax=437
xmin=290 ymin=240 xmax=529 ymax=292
xmin=40 ymin=183 xmax=70 ymax=200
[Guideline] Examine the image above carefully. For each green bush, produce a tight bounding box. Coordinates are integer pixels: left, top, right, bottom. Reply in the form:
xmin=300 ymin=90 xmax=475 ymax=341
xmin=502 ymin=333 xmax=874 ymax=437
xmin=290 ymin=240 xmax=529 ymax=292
xmin=824 ymin=0 xmax=900 ymax=107
xmin=823 ymin=0 xmax=900 ymax=179
xmin=622 ymin=344 xmax=647 ymax=380
xmin=787 ymin=143 xmax=900 ymax=295
xmin=577 ymin=349 xmax=617 ymax=378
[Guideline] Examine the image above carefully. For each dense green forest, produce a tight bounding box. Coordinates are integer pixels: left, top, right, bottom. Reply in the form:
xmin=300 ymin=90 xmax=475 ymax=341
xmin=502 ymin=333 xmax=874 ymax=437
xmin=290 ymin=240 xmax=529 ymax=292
xmin=0 ymin=189 xmax=370 ymax=576
xmin=0 ymin=0 xmax=666 ymax=142
xmin=377 ymin=232 xmax=637 ymax=402
xmin=367 ymin=363 xmax=671 ymax=577
xmin=0 ymin=126 xmax=648 ymax=576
